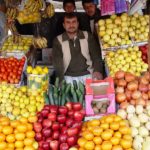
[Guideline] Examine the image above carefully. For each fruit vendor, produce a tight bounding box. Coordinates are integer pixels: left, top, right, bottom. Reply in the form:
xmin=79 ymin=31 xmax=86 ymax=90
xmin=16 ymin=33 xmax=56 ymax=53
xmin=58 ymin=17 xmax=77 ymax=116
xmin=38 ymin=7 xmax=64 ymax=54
xmin=52 ymin=13 xmax=103 ymax=84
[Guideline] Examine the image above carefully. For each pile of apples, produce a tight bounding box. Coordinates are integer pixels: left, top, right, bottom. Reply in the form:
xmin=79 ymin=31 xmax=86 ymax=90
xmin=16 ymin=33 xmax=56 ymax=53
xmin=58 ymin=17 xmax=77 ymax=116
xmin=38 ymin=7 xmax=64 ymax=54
xmin=0 ymin=84 xmax=44 ymax=120
xmin=0 ymin=56 xmax=25 ymax=84
xmin=139 ymin=45 xmax=148 ymax=63
xmin=106 ymin=46 xmax=148 ymax=77
xmin=98 ymin=13 xmax=149 ymax=48
xmin=33 ymin=103 xmax=85 ymax=150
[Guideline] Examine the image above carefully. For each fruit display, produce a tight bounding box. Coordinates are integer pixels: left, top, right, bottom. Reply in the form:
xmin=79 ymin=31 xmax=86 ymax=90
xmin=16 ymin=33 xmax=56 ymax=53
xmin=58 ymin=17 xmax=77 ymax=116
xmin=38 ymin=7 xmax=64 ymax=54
xmin=17 ymin=0 xmax=43 ymax=24
xmin=117 ymin=104 xmax=150 ymax=150
xmin=139 ymin=45 xmax=148 ymax=63
xmin=106 ymin=46 xmax=148 ymax=77
xmin=98 ymin=13 xmax=149 ymax=49
xmin=6 ymin=7 xmax=18 ymax=20
xmin=114 ymin=71 xmax=150 ymax=108
xmin=33 ymin=37 xmax=48 ymax=49
xmin=1 ymin=35 xmax=33 ymax=52
xmin=0 ymin=56 xmax=25 ymax=84
xmin=78 ymin=114 xmax=133 ymax=150
xmin=0 ymin=84 xmax=44 ymax=120
xmin=48 ymin=78 xmax=85 ymax=106
xmin=27 ymin=66 xmax=49 ymax=96
xmin=34 ymin=103 xmax=85 ymax=150
xmin=0 ymin=116 xmax=38 ymax=150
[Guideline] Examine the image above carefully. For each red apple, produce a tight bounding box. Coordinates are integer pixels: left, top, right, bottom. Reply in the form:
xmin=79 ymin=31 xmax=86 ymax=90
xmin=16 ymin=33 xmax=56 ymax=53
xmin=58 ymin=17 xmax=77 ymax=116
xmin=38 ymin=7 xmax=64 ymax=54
xmin=72 ymin=102 xmax=82 ymax=111
xmin=48 ymin=113 xmax=57 ymax=122
xmin=33 ymin=122 xmax=42 ymax=133
xmin=73 ymin=111 xmax=84 ymax=122
xmin=65 ymin=102 xmax=73 ymax=110
xmin=60 ymin=143 xmax=69 ymax=150
xmin=35 ymin=132 xmax=42 ymax=142
xmin=50 ymin=140 xmax=59 ymax=150
xmin=41 ymin=109 xmax=49 ymax=118
xmin=50 ymin=106 xmax=58 ymax=114
xmin=67 ymin=127 xmax=78 ymax=137
xmin=46 ymin=137 xmax=52 ymax=143
xmin=67 ymin=136 xmax=77 ymax=146
xmin=66 ymin=118 xmax=74 ymax=127
xmin=42 ymin=128 xmax=52 ymax=138
xmin=67 ymin=110 xmax=74 ymax=118
xmin=52 ymin=122 xmax=60 ymax=131
xmin=58 ymin=106 xmax=68 ymax=115
xmin=52 ymin=131 xmax=60 ymax=140
xmin=61 ymin=126 xmax=68 ymax=134
xmin=42 ymin=119 xmax=52 ymax=128
xmin=42 ymin=142 xmax=50 ymax=150
xmin=59 ymin=134 xmax=67 ymax=143
xmin=57 ymin=115 xmax=66 ymax=124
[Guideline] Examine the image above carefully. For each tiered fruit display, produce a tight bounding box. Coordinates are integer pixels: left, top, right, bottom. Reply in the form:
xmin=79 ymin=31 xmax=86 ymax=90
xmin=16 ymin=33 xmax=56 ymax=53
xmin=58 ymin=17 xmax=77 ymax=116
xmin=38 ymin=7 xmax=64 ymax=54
xmin=27 ymin=66 xmax=49 ymax=96
xmin=78 ymin=114 xmax=133 ymax=150
xmin=98 ymin=13 xmax=149 ymax=48
xmin=139 ymin=45 xmax=148 ymax=63
xmin=114 ymin=71 xmax=150 ymax=107
xmin=0 ymin=84 xmax=44 ymax=120
xmin=0 ymin=116 xmax=38 ymax=150
xmin=33 ymin=37 xmax=48 ymax=49
xmin=117 ymin=104 xmax=150 ymax=150
xmin=1 ymin=35 xmax=33 ymax=52
xmin=34 ymin=103 xmax=85 ymax=150
xmin=98 ymin=13 xmax=132 ymax=48
xmin=0 ymin=56 xmax=25 ymax=84
xmin=6 ymin=7 xmax=18 ymax=20
xmin=17 ymin=0 xmax=43 ymax=24
xmin=106 ymin=46 xmax=148 ymax=77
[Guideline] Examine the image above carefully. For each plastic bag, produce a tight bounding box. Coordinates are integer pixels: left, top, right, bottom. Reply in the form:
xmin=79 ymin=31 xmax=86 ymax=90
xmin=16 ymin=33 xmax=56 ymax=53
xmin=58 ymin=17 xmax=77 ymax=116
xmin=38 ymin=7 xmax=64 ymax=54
xmin=101 ymin=0 xmax=115 ymax=16
xmin=115 ymin=0 xmax=127 ymax=14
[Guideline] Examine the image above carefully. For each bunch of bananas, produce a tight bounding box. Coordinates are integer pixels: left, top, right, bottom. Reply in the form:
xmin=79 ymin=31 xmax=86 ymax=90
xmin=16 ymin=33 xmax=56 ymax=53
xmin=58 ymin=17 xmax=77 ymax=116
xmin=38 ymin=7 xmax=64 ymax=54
xmin=6 ymin=7 xmax=18 ymax=20
xmin=42 ymin=3 xmax=55 ymax=18
xmin=33 ymin=37 xmax=47 ymax=49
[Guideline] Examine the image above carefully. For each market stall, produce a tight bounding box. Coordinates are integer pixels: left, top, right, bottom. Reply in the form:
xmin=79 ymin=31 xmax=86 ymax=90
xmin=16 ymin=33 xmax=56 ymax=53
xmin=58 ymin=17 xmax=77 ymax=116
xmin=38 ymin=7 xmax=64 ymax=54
xmin=0 ymin=0 xmax=150 ymax=150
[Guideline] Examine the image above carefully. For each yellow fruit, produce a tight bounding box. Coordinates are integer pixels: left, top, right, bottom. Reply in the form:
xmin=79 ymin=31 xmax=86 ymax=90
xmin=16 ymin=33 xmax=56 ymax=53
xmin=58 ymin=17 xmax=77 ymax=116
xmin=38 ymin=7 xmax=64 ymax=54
xmin=110 ymin=122 xmax=120 ymax=131
xmin=101 ymin=130 xmax=113 ymax=140
xmin=27 ymin=66 xmax=32 ymax=74
xmin=78 ymin=138 xmax=87 ymax=148
xmin=101 ymin=123 xmax=109 ymax=130
xmin=105 ymin=116 xmax=114 ymax=123
xmin=26 ymin=131 xmax=35 ymax=138
xmin=28 ymin=116 xmax=38 ymax=123
xmin=26 ymin=123 xmax=33 ymax=131
xmin=0 ymin=134 xmax=5 ymax=142
xmin=7 ymin=143 xmax=15 ymax=149
xmin=17 ymin=124 xmax=27 ymax=132
xmin=10 ymin=120 xmax=20 ymax=128
xmin=6 ymin=134 xmax=15 ymax=143
xmin=114 ymin=132 xmax=122 ymax=139
xmin=101 ymin=141 xmax=112 ymax=150
xmin=112 ymin=145 xmax=123 ymax=150
xmin=15 ymin=133 xmax=25 ymax=141
xmin=92 ymin=127 xmax=103 ymax=136
xmin=84 ymin=141 xmax=95 ymax=150
xmin=15 ymin=141 xmax=24 ymax=148
xmin=83 ymin=132 xmax=94 ymax=141
xmin=20 ymin=117 xmax=28 ymax=123
xmin=93 ymin=137 xmax=102 ymax=145
xmin=120 ymin=139 xmax=132 ymax=149
xmin=24 ymin=146 xmax=35 ymax=150
xmin=123 ymin=135 xmax=132 ymax=141
xmin=2 ymin=126 xmax=13 ymax=135
xmin=114 ymin=116 xmax=122 ymax=122
xmin=119 ymin=126 xmax=131 ymax=135
xmin=95 ymin=145 xmax=101 ymax=150
xmin=90 ymin=119 xmax=100 ymax=126
xmin=110 ymin=137 xmax=120 ymax=145
xmin=24 ymin=138 xmax=34 ymax=146
xmin=0 ymin=142 xmax=7 ymax=149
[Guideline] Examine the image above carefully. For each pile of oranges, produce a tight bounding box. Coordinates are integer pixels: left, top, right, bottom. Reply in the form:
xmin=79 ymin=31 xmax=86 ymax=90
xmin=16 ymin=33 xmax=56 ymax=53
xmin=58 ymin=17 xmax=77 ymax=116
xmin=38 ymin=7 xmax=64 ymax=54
xmin=78 ymin=114 xmax=133 ymax=150
xmin=0 ymin=116 xmax=38 ymax=150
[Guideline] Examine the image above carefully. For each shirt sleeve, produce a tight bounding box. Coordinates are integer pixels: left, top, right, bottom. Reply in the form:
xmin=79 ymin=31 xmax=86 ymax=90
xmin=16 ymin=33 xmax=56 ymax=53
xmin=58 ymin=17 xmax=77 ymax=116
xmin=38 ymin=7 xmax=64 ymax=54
xmin=52 ymin=38 xmax=64 ymax=80
xmin=88 ymin=32 xmax=103 ymax=73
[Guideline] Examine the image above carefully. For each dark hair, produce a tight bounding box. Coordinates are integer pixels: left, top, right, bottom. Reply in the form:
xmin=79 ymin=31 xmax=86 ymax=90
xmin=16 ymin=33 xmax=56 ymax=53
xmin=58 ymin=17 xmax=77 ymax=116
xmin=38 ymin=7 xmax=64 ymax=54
xmin=63 ymin=0 xmax=75 ymax=8
xmin=82 ymin=0 xmax=94 ymax=6
xmin=63 ymin=12 xmax=78 ymax=21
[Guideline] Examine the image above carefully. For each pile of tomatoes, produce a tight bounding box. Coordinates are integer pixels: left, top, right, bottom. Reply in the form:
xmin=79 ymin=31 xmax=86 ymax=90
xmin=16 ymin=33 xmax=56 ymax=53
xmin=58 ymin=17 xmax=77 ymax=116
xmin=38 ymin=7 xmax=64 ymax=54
xmin=0 ymin=116 xmax=37 ymax=150
xmin=78 ymin=114 xmax=133 ymax=150
xmin=0 ymin=56 xmax=25 ymax=84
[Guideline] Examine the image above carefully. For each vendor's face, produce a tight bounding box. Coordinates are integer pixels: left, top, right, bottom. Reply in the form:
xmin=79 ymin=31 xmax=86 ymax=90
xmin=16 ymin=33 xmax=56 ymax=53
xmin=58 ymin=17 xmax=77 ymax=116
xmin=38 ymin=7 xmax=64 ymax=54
xmin=64 ymin=3 xmax=75 ymax=13
xmin=83 ymin=2 xmax=96 ymax=17
xmin=63 ymin=17 xmax=79 ymax=34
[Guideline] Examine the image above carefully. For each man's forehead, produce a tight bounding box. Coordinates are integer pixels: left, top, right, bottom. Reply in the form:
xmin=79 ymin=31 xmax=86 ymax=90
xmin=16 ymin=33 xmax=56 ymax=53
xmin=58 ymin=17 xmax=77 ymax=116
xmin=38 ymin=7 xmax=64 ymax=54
xmin=64 ymin=17 xmax=77 ymax=21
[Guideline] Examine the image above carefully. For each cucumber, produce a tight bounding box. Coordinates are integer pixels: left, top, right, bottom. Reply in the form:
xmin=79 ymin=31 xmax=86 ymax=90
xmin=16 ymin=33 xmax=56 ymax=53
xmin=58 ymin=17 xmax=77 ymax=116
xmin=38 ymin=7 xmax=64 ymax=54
xmin=71 ymin=86 xmax=78 ymax=102
xmin=73 ymin=80 xmax=78 ymax=90
xmin=79 ymin=94 xmax=84 ymax=105
xmin=79 ymin=81 xmax=85 ymax=94
xmin=61 ymin=94 xmax=66 ymax=106
xmin=53 ymin=93 xmax=58 ymax=105
xmin=61 ymin=80 xmax=66 ymax=93
xmin=65 ymin=83 xmax=71 ymax=94
xmin=76 ymin=89 xmax=82 ymax=101
xmin=44 ymin=93 xmax=50 ymax=104
xmin=49 ymin=86 xmax=55 ymax=105
xmin=55 ymin=77 xmax=59 ymax=88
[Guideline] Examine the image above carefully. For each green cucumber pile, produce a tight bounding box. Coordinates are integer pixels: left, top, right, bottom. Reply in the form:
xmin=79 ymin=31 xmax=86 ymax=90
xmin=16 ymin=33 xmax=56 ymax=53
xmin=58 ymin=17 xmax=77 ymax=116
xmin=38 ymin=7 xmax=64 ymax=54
xmin=47 ymin=78 xmax=85 ymax=106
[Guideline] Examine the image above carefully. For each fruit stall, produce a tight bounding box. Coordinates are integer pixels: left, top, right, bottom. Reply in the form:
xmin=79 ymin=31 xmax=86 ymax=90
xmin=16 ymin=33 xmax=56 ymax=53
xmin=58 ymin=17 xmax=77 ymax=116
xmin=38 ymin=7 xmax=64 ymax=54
xmin=0 ymin=0 xmax=150 ymax=150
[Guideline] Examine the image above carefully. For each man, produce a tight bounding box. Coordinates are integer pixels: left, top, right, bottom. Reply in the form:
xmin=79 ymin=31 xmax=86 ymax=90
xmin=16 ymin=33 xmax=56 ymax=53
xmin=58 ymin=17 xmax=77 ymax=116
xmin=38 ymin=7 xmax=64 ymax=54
xmin=52 ymin=13 xmax=103 ymax=84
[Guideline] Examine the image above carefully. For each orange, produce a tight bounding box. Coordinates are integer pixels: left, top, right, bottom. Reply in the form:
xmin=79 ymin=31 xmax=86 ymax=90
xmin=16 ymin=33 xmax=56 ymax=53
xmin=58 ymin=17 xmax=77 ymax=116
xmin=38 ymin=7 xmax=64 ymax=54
xmin=78 ymin=138 xmax=87 ymax=148
xmin=10 ymin=120 xmax=20 ymax=128
xmin=0 ymin=142 xmax=7 ymax=149
xmin=0 ymin=117 xmax=10 ymax=126
xmin=15 ymin=133 xmax=25 ymax=141
xmin=0 ymin=133 xmax=5 ymax=142
xmin=7 ymin=143 xmax=15 ymax=149
xmin=17 ymin=124 xmax=27 ymax=133
xmin=15 ymin=149 xmax=24 ymax=150
xmin=100 ymin=123 xmax=109 ymax=130
xmin=93 ymin=137 xmax=102 ymax=145
xmin=105 ymin=116 xmax=114 ymax=123
xmin=24 ymin=138 xmax=34 ymax=146
xmin=120 ymin=139 xmax=132 ymax=149
xmin=28 ymin=116 xmax=38 ymax=123
xmin=110 ymin=122 xmax=120 ymax=131
xmin=123 ymin=135 xmax=132 ymax=141
xmin=24 ymin=146 xmax=34 ymax=150
xmin=101 ymin=130 xmax=113 ymax=140
xmin=5 ymin=148 xmax=14 ymax=150
xmin=112 ymin=145 xmax=123 ymax=150
xmin=107 ymin=129 xmax=114 ymax=135
xmin=88 ymin=126 xmax=94 ymax=132
xmin=0 ymin=125 xmax=3 ymax=132
xmin=15 ymin=141 xmax=24 ymax=148
xmin=84 ymin=141 xmax=95 ymax=150
xmin=90 ymin=119 xmax=100 ymax=126
xmin=114 ymin=116 xmax=122 ymax=122
xmin=114 ymin=132 xmax=122 ymax=139
xmin=26 ymin=131 xmax=35 ymax=138
xmin=95 ymin=145 xmax=101 ymax=150
xmin=101 ymin=141 xmax=112 ymax=150
xmin=125 ymin=148 xmax=134 ymax=150
xmin=79 ymin=148 xmax=85 ymax=150
xmin=26 ymin=123 xmax=33 ymax=131
xmin=119 ymin=120 xmax=128 ymax=126
xmin=2 ymin=126 xmax=13 ymax=135
xmin=92 ymin=127 xmax=103 ymax=136
xmin=119 ymin=126 xmax=131 ymax=135
xmin=6 ymin=134 xmax=15 ymax=143
xmin=110 ymin=137 xmax=120 ymax=145
xmin=83 ymin=132 xmax=94 ymax=141
xmin=19 ymin=117 xmax=28 ymax=123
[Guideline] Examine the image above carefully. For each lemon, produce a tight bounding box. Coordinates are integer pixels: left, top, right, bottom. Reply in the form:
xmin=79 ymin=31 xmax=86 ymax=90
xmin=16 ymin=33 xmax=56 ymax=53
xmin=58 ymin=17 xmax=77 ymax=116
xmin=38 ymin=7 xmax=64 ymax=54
xmin=43 ymin=67 xmax=49 ymax=74
xmin=27 ymin=66 xmax=32 ymax=74
xmin=32 ymin=69 xmax=38 ymax=75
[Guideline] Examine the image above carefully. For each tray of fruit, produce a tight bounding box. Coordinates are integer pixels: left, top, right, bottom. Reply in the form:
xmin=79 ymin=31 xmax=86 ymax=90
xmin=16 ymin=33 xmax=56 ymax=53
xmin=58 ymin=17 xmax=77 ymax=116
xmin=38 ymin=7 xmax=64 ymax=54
xmin=0 ymin=55 xmax=27 ymax=87
xmin=0 ymin=35 xmax=33 ymax=54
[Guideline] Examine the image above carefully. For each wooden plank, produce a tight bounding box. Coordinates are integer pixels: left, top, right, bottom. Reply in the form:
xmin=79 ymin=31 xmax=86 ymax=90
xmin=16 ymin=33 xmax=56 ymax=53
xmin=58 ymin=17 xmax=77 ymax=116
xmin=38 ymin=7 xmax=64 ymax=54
xmin=148 ymin=15 xmax=150 ymax=71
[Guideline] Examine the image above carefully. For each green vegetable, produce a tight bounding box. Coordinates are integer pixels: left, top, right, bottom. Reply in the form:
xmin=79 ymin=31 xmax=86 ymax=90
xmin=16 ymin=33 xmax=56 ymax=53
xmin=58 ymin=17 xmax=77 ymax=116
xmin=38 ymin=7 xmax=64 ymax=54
xmin=79 ymin=81 xmax=85 ymax=94
xmin=49 ymin=86 xmax=55 ymax=105
xmin=65 ymin=83 xmax=71 ymax=94
xmin=55 ymin=77 xmax=59 ymax=88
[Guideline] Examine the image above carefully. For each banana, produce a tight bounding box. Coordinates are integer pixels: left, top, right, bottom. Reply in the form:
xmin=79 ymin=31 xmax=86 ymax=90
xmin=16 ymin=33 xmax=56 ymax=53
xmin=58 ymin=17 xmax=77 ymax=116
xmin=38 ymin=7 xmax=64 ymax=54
xmin=33 ymin=37 xmax=47 ymax=48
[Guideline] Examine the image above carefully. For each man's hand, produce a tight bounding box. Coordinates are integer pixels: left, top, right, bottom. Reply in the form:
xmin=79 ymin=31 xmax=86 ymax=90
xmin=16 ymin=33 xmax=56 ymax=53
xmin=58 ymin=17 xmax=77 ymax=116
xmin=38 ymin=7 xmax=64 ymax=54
xmin=92 ymin=72 xmax=103 ymax=80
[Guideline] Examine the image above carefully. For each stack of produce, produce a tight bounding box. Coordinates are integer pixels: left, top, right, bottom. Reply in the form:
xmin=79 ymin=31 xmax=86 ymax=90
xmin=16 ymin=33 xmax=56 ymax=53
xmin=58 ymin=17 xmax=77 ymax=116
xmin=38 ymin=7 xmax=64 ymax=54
xmin=114 ymin=71 xmax=150 ymax=108
xmin=33 ymin=37 xmax=48 ymax=49
xmin=78 ymin=114 xmax=133 ymax=150
xmin=0 ymin=116 xmax=38 ymax=150
xmin=139 ymin=45 xmax=148 ymax=63
xmin=34 ymin=103 xmax=85 ymax=150
xmin=0 ymin=84 xmax=44 ymax=120
xmin=1 ymin=35 xmax=33 ymax=52
xmin=27 ymin=66 xmax=49 ymax=96
xmin=117 ymin=104 xmax=150 ymax=150
xmin=106 ymin=46 xmax=148 ymax=77
xmin=98 ymin=13 xmax=149 ymax=48
xmin=48 ymin=78 xmax=85 ymax=106
xmin=0 ymin=56 xmax=25 ymax=84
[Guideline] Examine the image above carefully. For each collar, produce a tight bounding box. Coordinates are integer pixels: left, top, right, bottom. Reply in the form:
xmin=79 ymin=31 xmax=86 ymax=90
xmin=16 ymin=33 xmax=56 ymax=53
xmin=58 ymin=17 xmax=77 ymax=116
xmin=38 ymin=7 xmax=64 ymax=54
xmin=62 ymin=30 xmax=85 ymax=41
